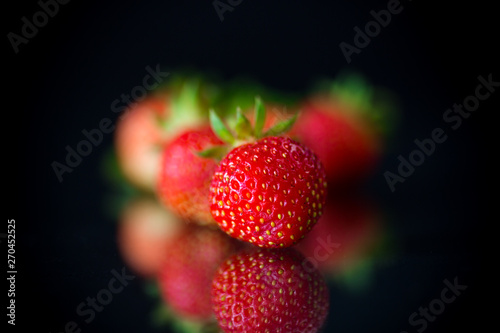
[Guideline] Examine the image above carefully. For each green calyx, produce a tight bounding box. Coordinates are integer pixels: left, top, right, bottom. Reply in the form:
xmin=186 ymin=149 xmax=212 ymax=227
xmin=156 ymin=73 xmax=222 ymax=133
xmin=200 ymin=97 xmax=298 ymax=160
xmin=317 ymin=71 xmax=400 ymax=138
xmin=210 ymin=76 xmax=300 ymax=117
xmin=211 ymin=96 xmax=298 ymax=143
xmin=150 ymin=301 xmax=220 ymax=333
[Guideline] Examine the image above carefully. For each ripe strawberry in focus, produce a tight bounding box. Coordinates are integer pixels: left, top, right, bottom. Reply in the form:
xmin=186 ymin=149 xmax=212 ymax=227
xmin=117 ymin=196 xmax=184 ymax=277
xmin=291 ymin=73 xmax=397 ymax=189
xmin=212 ymin=248 xmax=330 ymax=333
xmin=157 ymin=126 xmax=224 ymax=225
xmin=158 ymin=225 xmax=241 ymax=322
xmin=295 ymin=194 xmax=383 ymax=276
xmin=210 ymin=136 xmax=327 ymax=248
xmin=115 ymin=93 xmax=171 ymax=191
xmin=207 ymin=99 xmax=327 ymax=248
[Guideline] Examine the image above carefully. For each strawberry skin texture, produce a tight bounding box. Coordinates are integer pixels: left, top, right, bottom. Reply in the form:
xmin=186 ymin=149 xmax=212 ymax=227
xmin=157 ymin=126 xmax=224 ymax=225
xmin=292 ymin=98 xmax=381 ymax=188
xmin=210 ymin=136 xmax=327 ymax=248
xmin=158 ymin=225 xmax=241 ymax=321
xmin=212 ymin=248 xmax=330 ymax=333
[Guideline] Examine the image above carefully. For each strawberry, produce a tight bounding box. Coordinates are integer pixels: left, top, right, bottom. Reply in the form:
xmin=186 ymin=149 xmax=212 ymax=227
xmin=157 ymin=126 xmax=224 ymax=225
xmin=114 ymin=92 xmax=171 ymax=191
xmin=211 ymin=248 xmax=330 ymax=332
xmin=206 ymin=98 xmax=327 ymax=248
xmin=292 ymin=104 xmax=379 ymax=187
xmin=210 ymin=136 xmax=327 ymax=248
xmin=114 ymin=76 xmax=218 ymax=191
xmin=295 ymin=193 xmax=383 ymax=276
xmin=158 ymin=225 xmax=241 ymax=321
xmin=291 ymin=73 xmax=398 ymax=189
xmin=117 ymin=196 xmax=184 ymax=277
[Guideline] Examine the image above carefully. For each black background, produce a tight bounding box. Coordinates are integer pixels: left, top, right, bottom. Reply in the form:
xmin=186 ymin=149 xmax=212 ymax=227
xmin=5 ymin=0 xmax=495 ymax=332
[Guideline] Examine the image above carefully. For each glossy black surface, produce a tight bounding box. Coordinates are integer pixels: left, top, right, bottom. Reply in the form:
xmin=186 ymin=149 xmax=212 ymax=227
xmin=7 ymin=0 xmax=494 ymax=332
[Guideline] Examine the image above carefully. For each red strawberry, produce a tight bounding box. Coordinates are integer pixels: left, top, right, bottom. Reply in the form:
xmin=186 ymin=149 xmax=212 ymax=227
xmin=210 ymin=136 xmax=327 ymax=248
xmin=157 ymin=126 xmax=224 ymax=225
xmin=115 ymin=93 xmax=171 ymax=190
xmin=158 ymin=225 xmax=241 ymax=321
xmin=295 ymin=194 xmax=383 ymax=276
xmin=211 ymin=248 xmax=330 ymax=333
xmin=292 ymin=99 xmax=380 ymax=188
xmin=115 ymin=77 xmax=218 ymax=191
xmin=117 ymin=196 xmax=184 ymax=277
xmin=206 ymin=99 xmax=327 ymax=248
xmin=291 ymin=73 xmax=397 ymax=189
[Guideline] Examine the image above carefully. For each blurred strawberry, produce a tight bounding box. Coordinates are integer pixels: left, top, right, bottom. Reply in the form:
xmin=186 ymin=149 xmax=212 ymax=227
xmin=294 ymin=193 xmax=383 ymax=276
xmin=157 ymin=126 xmax=224 ymax=225
xmin=117 ymin=196 xmax=184 ymax=277
xmin=291 ymin=73 xmax=398 ymax=189
xmin=157 ymin=225 xmax=242 ymax=322
xmin=114 ymin=92 xmax=171 ymax=191
xmin=114 ymin=76 xmax=218 ymax=191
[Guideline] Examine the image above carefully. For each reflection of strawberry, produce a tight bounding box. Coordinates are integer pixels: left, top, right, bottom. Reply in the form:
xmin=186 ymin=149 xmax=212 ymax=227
xmin=295 ymin=194 xmax=382 ymax=275
xmin=212 ymin=248 xmax=329 ymax=332
xmin=291 ymin=73 xmax=397 ymax=188
xmin=157 ymin=126 xmax=224 ymax=225
xmin=115 ymin=93 xmax=171 ymax=191
xmin=158 ymin=225 xmax=241 ymax=321
xmin=117 ymin=196 xmax=184 ymax=277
